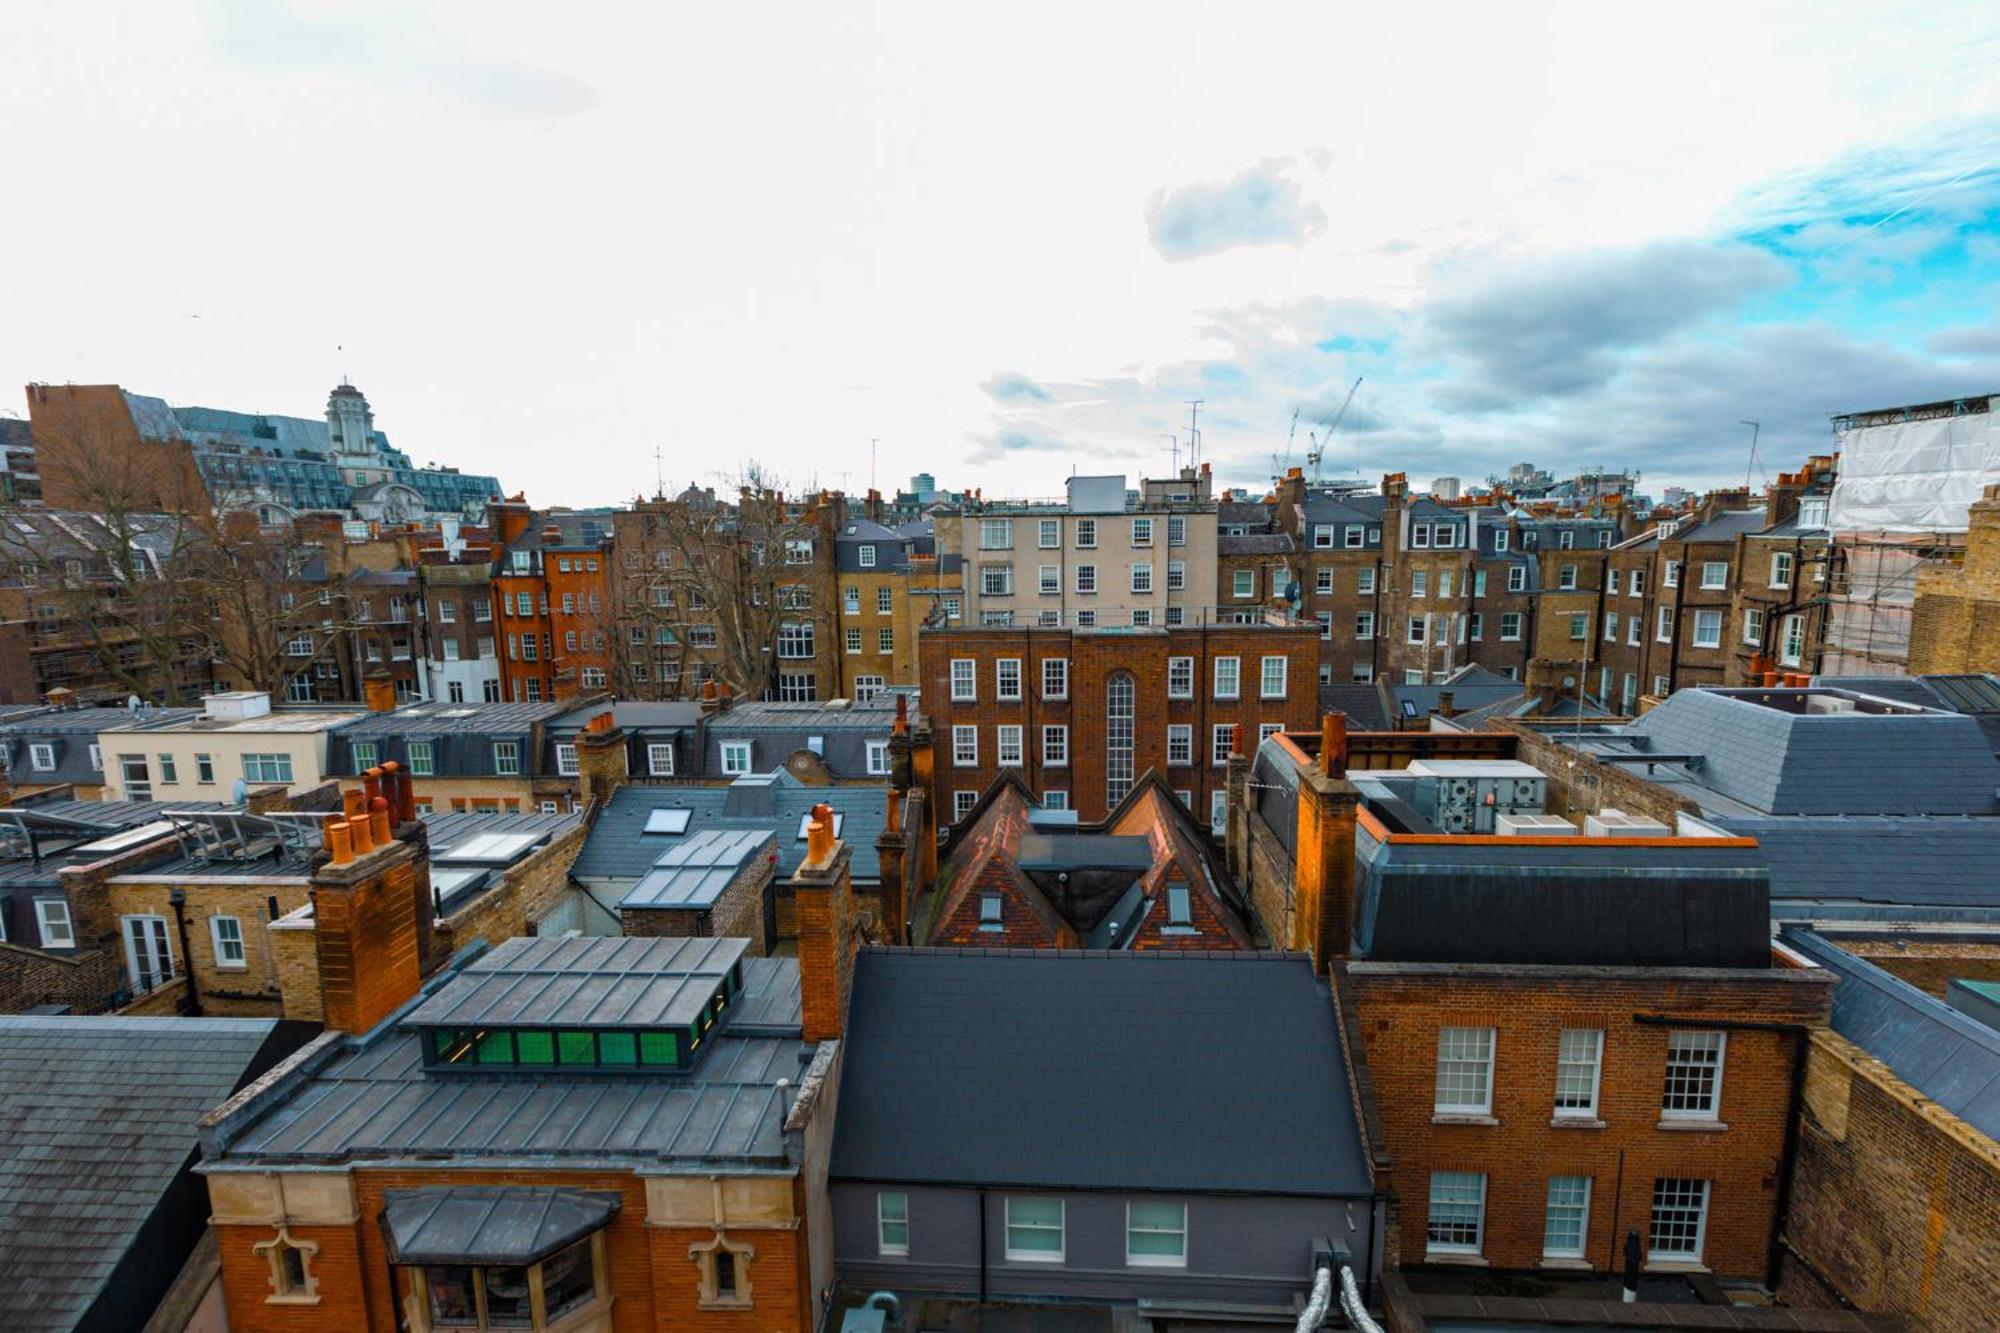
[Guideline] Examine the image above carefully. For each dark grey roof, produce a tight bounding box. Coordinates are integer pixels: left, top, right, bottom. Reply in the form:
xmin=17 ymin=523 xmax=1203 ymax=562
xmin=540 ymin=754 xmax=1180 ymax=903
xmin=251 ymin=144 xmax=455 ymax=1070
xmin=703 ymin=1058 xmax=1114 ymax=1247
xmin=0 ymin=707 xmax=202 ymax=786
xmin=1218 ymin=532 xmax=1295 ymax=556
xmin=830 ymin=949 xmax=1372 ymax=1197
xmin=383 ymin=1188 xmax=620 ymax=1265
xmin=1718 ymin=816 xmax=2000 ymax=911
xmin=621 ymin=828 xmax=774 ymax=910
xmin=702 ymin=700 xmax=896 ymax=777
xmin=1319 ymin=683 xmax=1391 ymax=732
xmin=0 ymin=1016 xmax=279 ymax=1328
xmin=545 ymin=700 xmax=703 ymax=735
xmin=1783 ymin=928 xmax=2000 ymax=1139
xmin=1671 ymin=509 xmax=1767 ymax=543
xmin=404 ymin=935 xmax=749 ymax=1030
xmin=1620 ymin=687 xmax=2000 ymax=816
xmin=1300 ymin=493 xmax=1385 ymax=524
xmin=574 ymin=777 xmax=886 ymax=883
xmin=504 ymin=509 xmax=616 ymax=552
xmin=208 ymin=956 xmax=806 ymax=1169
xmin=339 ymin=699 xmax=572 ymax=737
xmin=1815 ymin=674 xmax=2000 ymax=754
xmin=425 ymin=809 xmax=580 ymax=861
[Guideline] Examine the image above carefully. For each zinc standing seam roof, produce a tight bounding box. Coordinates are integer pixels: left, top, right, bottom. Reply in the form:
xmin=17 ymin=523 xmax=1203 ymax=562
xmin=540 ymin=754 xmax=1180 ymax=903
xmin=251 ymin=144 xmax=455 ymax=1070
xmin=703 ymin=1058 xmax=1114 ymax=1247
xmin=621 ymin=828 xmax=773 ymax=911
xmin=403 ymin=935 xmax=749 ymax=1030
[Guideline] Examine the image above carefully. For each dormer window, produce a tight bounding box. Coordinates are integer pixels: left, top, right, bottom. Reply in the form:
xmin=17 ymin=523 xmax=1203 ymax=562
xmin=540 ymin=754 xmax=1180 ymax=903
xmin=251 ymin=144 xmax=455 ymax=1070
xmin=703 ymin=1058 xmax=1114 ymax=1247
xmin=979 ymin=893 xmax=1004 ymax=931
xmin=1165 ymin=882 xmax=1193 ymax=928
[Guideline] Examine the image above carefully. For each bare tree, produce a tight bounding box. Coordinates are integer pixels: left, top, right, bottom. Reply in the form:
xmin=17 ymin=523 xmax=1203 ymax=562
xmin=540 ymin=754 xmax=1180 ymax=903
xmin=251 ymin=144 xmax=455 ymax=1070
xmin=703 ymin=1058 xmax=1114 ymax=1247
xmin=612 ymin=466 xmax=835 ymax=700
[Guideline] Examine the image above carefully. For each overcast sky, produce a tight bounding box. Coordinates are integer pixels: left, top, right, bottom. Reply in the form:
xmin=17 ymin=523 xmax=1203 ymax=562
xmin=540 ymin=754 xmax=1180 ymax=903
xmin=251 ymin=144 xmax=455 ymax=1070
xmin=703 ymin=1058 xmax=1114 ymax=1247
xmin=4 ymin=2 xmax=1998 ymax=506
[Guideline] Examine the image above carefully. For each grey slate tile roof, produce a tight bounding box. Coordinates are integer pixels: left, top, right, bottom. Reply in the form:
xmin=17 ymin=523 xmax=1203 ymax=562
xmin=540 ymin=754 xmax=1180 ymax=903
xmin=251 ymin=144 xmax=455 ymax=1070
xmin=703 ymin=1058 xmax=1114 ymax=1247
xmin=0 ymin=1016 xmax=278 ymax=1331
xmin=1217 ymin=532 xmax=1295 ymax=555
xmin=829 ymin=949 xmax=1372 ymax=1196
xmin=1717 ymin=816 xmax=2000 ymax=909
xmin=572 ymin=775 xmax=886 ymax=884
xmin=208 ymin=956 xmax=806 ymax=1169
xmin=1623 ymin=687 xmax=2000 ymax=816
xmin=1782 ymin=928 xmax=2000 ymax=1139
xmin=1318 ymin=683 xmax=1391 ymax=732
xmin=1671 ymin=509 xmax=1768 ymax=543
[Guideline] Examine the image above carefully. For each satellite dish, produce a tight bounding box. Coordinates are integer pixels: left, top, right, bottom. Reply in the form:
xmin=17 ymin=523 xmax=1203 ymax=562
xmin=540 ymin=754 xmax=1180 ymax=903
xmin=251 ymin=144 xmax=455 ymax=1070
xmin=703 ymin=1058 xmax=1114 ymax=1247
xmin=1285 ymin=579 xmax=1303 ymax=609
xmin=231 ymin=778 xmax=249 ymax=804
xmin=127 ymin=695 xmax=142 ymax=714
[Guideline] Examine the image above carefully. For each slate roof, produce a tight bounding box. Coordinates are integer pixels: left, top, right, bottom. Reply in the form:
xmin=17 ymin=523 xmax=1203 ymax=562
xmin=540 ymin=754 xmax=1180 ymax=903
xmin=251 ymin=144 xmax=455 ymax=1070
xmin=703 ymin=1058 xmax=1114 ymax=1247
xmin=1217 ymin=532 xmax=1295 ymax=556
xmin=0 ymin=707 xmax=201 ymax=786
xmin=1318 ymin=683 xmax=1391 ymax=732
xmin=338 ymin=699 xmax=572 ymax=737
xmin=572 ymin=774 xmax=886 ymax=884
xmin=1670 ymin=509 xmax=1768 ymax=544
xmin=1618 ymin=687 xmax=2000 ymax=816
xmin=830 ymin=948 xmax=1372 ymax=1196
xmin=0 ymin=1016 xmax=280 ymax=1330
xmin=1716 ymin=816 xmax=2000 ymax=911
xmin=204 ymin=956 xmax=807 ymax=1169
xmin=545 ymin=700 xmax=703 ymax=735
xmin=702 ymin=700 xmax=897 ymax=777
xmin=1816 ymin=674 xmax=2000 ymax=755
xmin=1782 ymin=928 xmax=2000 ymax=1139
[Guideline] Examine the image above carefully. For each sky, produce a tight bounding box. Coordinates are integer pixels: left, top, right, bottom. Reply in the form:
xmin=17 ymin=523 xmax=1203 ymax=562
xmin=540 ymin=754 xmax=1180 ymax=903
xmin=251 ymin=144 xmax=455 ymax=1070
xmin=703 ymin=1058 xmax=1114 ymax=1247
xmin=3 ymin=1 xmax=1999 ymax=507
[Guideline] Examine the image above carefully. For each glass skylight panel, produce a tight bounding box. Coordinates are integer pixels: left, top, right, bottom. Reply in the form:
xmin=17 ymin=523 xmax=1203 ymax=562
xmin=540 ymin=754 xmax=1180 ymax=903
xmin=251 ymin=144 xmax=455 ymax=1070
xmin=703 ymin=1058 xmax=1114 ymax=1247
xmin=644 ymin=809 xmax=693 ymax=835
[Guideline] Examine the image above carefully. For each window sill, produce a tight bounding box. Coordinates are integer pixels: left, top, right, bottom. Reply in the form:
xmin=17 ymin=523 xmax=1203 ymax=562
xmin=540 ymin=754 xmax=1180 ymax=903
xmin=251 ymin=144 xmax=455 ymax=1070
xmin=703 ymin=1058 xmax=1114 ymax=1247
xmin=1644 ymin=1259 xmax=1709 ymax=1275
xmin=1550 ymin=1117 xmax=1606 ymax=1130
xmin=264 ymin=1293 xmax=322 ymax=1307
xmin=1423 ymin=1252 xmax=1488 ymax=1267
xmin=697 ymin=1298 xmax=755 ymax=1312
xmin=1657 ymin=1118 xmax=1728 ymax=1133
xmin=1541 ymin=1258 xmax=1592 ymax=1272
xmin=1430 ymin=1113 xmax=1499 ymax=1127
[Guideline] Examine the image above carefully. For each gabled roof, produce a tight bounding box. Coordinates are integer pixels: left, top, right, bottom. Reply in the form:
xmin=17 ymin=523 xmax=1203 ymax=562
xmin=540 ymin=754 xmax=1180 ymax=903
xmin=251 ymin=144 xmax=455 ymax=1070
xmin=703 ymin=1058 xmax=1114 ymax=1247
xmin=1669 ymin=509 xmax=1767 ymax=544
xmin=0 ymin=1016 xmax=286 ymax=1329
xmin=830 ymin=949 xmax=1371 ymax=1196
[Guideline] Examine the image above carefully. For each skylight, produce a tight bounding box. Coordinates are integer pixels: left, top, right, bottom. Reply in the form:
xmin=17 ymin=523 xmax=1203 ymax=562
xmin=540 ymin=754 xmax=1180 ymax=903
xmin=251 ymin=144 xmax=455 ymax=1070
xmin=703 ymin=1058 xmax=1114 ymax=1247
xmin=795 ymin=811 xmax=844 ymax=840
xmin=645 ymin=809 xmax=693 ymax=835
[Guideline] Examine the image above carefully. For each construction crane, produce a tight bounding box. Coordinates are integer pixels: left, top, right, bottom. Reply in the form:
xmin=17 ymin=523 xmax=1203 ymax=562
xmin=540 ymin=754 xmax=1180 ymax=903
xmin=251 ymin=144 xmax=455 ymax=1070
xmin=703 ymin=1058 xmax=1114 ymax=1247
xmin=1273 ymin=407 xmax=1301 ymax=478
xmin=1305 ymin=377 xmax=1363 ymax=485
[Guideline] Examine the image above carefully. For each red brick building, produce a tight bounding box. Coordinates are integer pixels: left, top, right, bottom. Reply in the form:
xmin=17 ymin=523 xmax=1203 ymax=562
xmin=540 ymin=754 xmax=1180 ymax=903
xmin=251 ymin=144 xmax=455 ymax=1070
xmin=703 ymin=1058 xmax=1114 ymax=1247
xmin=916 ymin=618 xmax=1320 ymax=827
xmin=490 ymin=502 xmax=616 ymax=704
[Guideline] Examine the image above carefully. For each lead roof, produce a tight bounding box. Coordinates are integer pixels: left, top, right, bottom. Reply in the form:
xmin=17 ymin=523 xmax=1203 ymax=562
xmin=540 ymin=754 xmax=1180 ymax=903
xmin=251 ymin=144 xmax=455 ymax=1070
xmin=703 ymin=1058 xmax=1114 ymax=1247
xmin=403 ymin=935 xmax=749 ymax=1031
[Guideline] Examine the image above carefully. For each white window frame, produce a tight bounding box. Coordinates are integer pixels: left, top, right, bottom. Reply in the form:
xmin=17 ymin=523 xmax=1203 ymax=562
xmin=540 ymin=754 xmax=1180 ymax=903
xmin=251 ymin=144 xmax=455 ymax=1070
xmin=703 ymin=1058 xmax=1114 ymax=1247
xmin=1355 ymin=612 xmax=1375 ymax=640
xmin=210 ymin=915 xmax=247 ymax=970
xmin=1780 ymin=613 xmax=1806 ymax=667
xmin=720 ymin=740 xmax=753 ymax=776
xmin=1426 ymin=1171 xmax=1487 ymax=1257
xmin=1042 ymin=657 xmax=1068 ymax=700
xmin=1075 ymin=564 xmax=1097 ymax=595
xmin=952 ymin=725 xmax=979 ymax=767
xmin=996 ymin=658 xmax=1023 ymax=701
xmin=1125 ymin=1200 xmax=1187 ymax=1268
xmin=865 ymin=740 xmax=891 ymax=776
xmin=1166 ymin=724 xmax=1192 ymax=767
xmin=1662 ymin=1031 xmax=1726 ymax=1121
xmin=950 ymin=658 xmax=977 ymax=702
xmin=1260 ymin=655 xmax=1288 ymax=699
xmin=877 ymin=1191 xmax=909 ymax=1257
xmin=1553 ymin=1028 xmax=1603 ymax=1120
xmin=1657 ymin=607 xmax=1674 ymax=643
xmin=648 ymin=743 xmax=676 ymax=777
xmin=1434 ymin=1026 xmax=1495 ymax=1115
xmin=1167 ymin=657 xmax=1193 ymax=699
xmin=1042 ymin=725 xmax=1068 ymax=767
xmin=980 ymin=518 xmax=1014 ymax=550
xmin=1544 ymin=1176 xmax=1592 ymax=1260
xmin=36 ymin=898 xmax=75 ymax=948
xmin=1213 ymin=656 xmax=1240 ymax=700
xmin=1742 ymin=608 xmax=1765 ymax=646
xmin=555 ymin=742 xmax=579 ymax=777
xmin=1507 ymin=565 xmax=1527 ymax=593
xmin=1038 ymin=565 xmax=1060 ymax=595
xmin=1131 ymin=562 xmax=1153 ymax=594
xmin=1075 ymin=518 xmax=1097 ymax=549
xmin=1211 ymin=724 xmax=1233 ymax=766
xmin=1004 ymin=1197 xmax=1065 ymax=1263
xmin=1647 ymin=1178 xmax=1711 ymax=1263
xmin=1700 ymin=561 xmax=1728 ymax=590
xmin=29 ymin=743 xmax=55 ymax=771
xmin=1037 ymin=518 xmax=1060 ymax=549
xmin=1692 ymin=609 xmax=1723 ymax=649
xmin=996 ymin=725 xmax=1024 ymax=767
xmin=1131 ymin=516 xmax=1153 ymax=547
xmin=953 ymin=790 xmax=978 ymax=820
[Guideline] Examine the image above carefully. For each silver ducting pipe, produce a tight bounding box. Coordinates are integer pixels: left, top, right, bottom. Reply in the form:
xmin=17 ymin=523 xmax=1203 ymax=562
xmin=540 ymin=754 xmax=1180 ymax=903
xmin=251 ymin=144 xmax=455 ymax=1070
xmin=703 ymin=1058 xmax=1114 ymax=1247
xmin=1338 ymin=1263 xmax=1385 ymax=1333
xmin=1294 ymin=1264 xmax=1332 ymax=1333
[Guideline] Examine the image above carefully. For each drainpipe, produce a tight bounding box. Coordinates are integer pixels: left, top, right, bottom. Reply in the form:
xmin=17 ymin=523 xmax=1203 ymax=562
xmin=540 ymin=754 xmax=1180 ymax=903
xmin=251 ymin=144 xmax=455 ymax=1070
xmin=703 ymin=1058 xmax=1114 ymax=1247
xmin=977 ymin=1187 xmax=989 ymax=1305
xmin=168 ymin=888 xmax=202 ymax=1017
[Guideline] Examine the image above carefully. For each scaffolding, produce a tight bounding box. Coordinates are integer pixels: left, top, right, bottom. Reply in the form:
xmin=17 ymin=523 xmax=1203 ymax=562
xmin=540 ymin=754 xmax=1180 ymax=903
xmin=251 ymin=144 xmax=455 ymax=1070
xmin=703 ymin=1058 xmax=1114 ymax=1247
xmin=1821 ymin=530 xmax=1964 ymax=674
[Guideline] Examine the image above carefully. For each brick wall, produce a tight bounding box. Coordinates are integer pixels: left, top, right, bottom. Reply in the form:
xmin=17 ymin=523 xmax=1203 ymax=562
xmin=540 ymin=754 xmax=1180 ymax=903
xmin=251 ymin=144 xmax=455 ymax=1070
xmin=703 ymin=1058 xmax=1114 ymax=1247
xmin=0 ymin=939 xmax=117 ymax=1012
xmin=1495 ymin=719 xmax=1698 ymax=826
xmin=434 ymin=820 xmax=590 ymax=956
xmin=212 ymin=1167 xmax=812 ymax=1333
xmin=1345 ymin=961 xmax=1832 ymax=1278
xmin=918 ymin=622 xmax=1320 ymax=825
xmin=103 ymin=878 xmax=314 ymax=1017
xmin=621 ymin=854 xmax=774 ymax=955
xmin=313 ymin=842 xmax=425 ymax=1034
xmin=1910 ymin=483 xmax=2000 ymax=675
xmin=1834 ymin=939 xmax=2000 ymax=999
xmin=268 ymin=909 xmax=323 ymax=1022
xmin=1779 ymin=1029 xmax=2000 ymax=1329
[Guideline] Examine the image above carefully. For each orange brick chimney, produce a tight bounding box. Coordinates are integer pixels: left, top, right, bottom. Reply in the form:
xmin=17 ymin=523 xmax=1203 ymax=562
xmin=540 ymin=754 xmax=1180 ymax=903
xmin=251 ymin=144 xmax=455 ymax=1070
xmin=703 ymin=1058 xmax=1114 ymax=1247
xmin=574 ymin=709 xmax=629 ymax=808
xmin=363 ymin=670 xmax=397 ymax=713
xmin=1293 ymin=712 xmax=1359 ymax=972
xmin=792 ymin=801 xmax=855 ymax=1043
xmin=310 ymin=784 xmax=430 ymax=1033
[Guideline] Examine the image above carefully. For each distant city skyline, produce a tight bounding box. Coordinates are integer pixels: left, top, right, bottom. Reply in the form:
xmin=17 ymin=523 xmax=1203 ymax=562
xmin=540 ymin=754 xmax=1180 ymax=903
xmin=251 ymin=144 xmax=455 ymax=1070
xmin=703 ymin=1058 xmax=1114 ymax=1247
xmin=3 ymin=2 xmax=1997 ymax=507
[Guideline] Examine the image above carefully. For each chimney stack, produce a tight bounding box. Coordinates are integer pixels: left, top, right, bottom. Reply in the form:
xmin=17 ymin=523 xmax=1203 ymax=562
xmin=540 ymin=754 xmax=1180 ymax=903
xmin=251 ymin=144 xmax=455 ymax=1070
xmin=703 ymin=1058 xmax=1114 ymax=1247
xmin=310 ymin=797 xmax=430 ymax=1034
xmin=792 ymin=801 xmax=855 ymax=1043
xmin=1320 ymin=712 xmax=1348 ymax=776
xmin=363 ymin=671 xmax=397 ymax=713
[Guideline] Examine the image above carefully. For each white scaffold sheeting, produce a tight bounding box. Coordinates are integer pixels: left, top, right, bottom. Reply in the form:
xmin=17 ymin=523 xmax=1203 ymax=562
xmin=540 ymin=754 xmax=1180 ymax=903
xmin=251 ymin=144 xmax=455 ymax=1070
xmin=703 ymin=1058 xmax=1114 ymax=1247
xmin=1829 ymin=409 xmax=2000 ymax=533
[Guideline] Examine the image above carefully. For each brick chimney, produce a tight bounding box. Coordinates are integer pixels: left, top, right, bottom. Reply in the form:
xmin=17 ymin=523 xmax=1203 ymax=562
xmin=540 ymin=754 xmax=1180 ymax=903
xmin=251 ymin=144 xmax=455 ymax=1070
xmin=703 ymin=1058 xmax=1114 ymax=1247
xmin=574 ymin=709 xmax=629 ymax=808
xmin=792 ymin=801 xmax=855 ymax=1043
xmin=1291 ymin=713 xmax=1358 ymax=972
xmin=874 ymin=788 xmax=912 ymax=946
xmin=363 ymin=670 xmax=397 ymax=713
xmin=310 ymin=779 xmax=430 ymax=1034
xmin=488 ymin=497 xmax=533 ymax=546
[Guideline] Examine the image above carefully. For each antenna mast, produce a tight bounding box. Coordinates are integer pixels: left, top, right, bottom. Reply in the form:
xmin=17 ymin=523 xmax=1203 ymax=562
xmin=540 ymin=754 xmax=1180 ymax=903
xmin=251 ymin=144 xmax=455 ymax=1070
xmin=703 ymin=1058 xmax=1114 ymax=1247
xmin=1740 ymin=421 xmax=1761 ymax=491
xmin=1185 ymin=399 xmax=1203 ymax=468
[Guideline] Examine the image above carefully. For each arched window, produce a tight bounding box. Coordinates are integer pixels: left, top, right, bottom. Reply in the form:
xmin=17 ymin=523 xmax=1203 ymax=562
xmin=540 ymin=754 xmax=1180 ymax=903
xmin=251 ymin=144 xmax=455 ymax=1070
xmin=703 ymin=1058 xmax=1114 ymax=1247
xmin=1106 ymin=672 xmax=1135 ymax=810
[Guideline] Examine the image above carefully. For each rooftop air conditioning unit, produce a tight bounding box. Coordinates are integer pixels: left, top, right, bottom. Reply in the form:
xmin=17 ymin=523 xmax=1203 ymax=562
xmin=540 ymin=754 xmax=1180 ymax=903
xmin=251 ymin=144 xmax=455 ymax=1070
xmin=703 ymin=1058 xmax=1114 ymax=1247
xmin=202 ymin=690 xmax=272 ymax=722
xmin=1495 ymin=813 xmax=1576 ymax=836
xmin=1584 ymin=809 xmax=1673 ymax=838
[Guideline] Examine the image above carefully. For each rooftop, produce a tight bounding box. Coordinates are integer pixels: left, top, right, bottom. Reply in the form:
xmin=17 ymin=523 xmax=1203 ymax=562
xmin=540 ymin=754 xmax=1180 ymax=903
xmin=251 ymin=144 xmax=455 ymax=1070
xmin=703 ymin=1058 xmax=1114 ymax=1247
xmin=829 ymin=949 xmax=1371 ymax=1196
xmin=619 ymin=827 xmax=775 ymax=912
xmin=573 ymin=774 xmax=887 ymax=884
xmin=404 ymin=935 xmax=751 ymax=1031
xmin=0 ymin=1016 xmax=284 ymax=1329
xmin=203 ymin=946 xmax=808 ymax=1172
xmin=338 ymin=698 xmax=575 ymax=737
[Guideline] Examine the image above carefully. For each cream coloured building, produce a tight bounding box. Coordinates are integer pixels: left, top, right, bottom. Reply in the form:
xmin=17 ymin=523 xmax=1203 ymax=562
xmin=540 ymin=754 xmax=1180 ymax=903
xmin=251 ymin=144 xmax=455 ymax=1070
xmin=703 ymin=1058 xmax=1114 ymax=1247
xmin=934 ymin=468 xmax=1220 ymax=629
xmin=96 ymin=691 xmax=360 ymax=800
